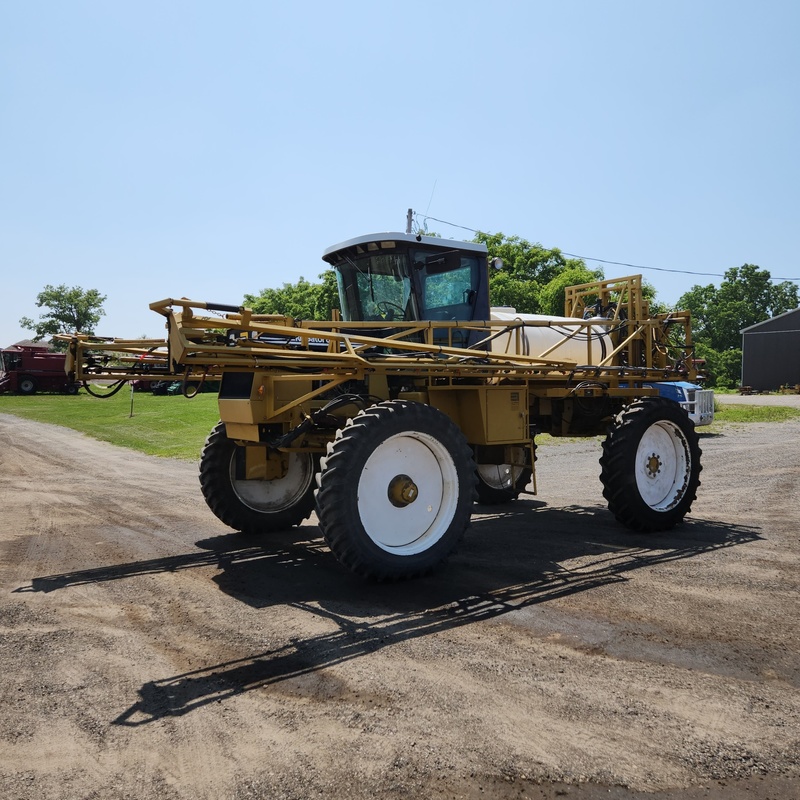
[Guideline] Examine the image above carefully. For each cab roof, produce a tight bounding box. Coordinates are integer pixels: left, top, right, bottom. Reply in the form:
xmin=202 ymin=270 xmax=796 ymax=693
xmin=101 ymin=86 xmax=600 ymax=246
xmin=322 ymin=232 xmax=488 ymax=264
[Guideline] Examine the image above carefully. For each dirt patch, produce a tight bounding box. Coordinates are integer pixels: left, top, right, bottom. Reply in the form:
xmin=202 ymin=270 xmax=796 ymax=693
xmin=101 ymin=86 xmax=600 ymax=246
xmin=1 ymin=412 xmax=798 ymax=799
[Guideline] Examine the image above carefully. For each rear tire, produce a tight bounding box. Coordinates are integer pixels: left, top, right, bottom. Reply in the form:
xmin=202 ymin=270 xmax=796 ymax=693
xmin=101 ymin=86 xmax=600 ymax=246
xmin=199 ymin=421 xmax=317 ymax=534
xmin=475 ymin=453 xmax=532 ymax=505
xmin=316 ymin=400 xmax=476 ymax=580
xmin=18 ymin=376 xmax=37 ymax=395
xmin=600 ymin=397 xmax=701 ymax=532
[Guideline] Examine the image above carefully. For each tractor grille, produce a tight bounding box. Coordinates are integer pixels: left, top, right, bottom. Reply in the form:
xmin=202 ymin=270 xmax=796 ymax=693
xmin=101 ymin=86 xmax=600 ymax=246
xmin=684 ymin=388 xmax=714 ymax=426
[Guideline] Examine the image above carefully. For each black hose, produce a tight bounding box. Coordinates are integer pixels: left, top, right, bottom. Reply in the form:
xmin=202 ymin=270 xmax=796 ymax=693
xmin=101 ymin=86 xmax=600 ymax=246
xmin=83 ymin=380 xmax=128 ymax=398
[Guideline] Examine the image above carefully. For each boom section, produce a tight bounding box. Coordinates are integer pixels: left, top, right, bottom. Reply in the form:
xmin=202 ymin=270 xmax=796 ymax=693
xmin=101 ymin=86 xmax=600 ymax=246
xmin=61 ymin=273 xmax=697 ymax=441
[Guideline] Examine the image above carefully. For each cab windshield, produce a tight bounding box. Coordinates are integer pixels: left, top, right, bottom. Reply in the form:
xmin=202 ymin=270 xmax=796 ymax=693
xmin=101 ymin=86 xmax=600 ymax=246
xmin=412 ymin=249 xmax=480 ymax=321
xmin=335 ymin=253 xmax=418 ymax=322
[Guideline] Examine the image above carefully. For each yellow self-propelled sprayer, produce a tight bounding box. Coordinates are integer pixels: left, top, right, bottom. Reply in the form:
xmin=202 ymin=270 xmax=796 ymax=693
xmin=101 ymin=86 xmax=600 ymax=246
xmin=62 ymin=232 xmax=705 ymax=580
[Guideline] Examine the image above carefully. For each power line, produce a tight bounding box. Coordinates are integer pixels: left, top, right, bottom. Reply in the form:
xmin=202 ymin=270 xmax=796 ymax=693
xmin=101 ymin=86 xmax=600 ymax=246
xmin=558 ymin=253 xmax=725 ymax=278
xmin=415 ymin=213 xmax=800 ymax=283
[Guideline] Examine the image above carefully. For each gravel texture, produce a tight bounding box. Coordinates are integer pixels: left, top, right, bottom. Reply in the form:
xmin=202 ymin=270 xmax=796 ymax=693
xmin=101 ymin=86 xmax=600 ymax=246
xmin=0 ymin=401 xmax=798 ymax=800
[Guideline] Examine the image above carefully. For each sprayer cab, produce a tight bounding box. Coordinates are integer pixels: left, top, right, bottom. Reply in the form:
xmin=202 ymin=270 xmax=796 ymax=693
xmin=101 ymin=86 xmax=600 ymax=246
xmin=322 ymin=233 xmax=492 ymax=346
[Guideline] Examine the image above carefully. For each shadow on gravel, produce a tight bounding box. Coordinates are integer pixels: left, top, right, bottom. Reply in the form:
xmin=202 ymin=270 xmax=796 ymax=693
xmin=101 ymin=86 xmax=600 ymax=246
xmin=21 ymin=501 xmax=754 ymax=726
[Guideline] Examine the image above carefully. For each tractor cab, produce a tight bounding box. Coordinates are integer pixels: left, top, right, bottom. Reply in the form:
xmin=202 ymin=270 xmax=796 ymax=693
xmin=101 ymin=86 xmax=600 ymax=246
xmin=322 ymin=233 xmax=491 ymax=347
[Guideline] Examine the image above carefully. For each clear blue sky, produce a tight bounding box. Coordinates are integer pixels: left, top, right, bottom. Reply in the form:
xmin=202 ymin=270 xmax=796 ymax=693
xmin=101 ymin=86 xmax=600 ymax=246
xmin=2 ymin=0 xmax=798 ymax=346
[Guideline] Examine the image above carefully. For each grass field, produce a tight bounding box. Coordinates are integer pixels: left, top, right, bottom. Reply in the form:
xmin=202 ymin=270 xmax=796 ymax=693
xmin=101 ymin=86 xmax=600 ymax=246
xmin=2 ymin=389 xmax=800 ymax=460
xmin=711 ymin=403 xmax=800 ymax=424
xmin=0 ymin=389 xmax=220 ymax=460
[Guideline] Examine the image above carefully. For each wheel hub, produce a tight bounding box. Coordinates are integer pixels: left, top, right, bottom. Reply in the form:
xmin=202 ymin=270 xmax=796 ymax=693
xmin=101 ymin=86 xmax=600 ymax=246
xmin=633 ymin=419 xmax=692 ymax=511
xmin=646 ymin=453 xmax=662 ymax=477
xmin=357 ymin=429 xmax=459 ymax=554
xmin=387 ymin=474 xmax=419 ymax=507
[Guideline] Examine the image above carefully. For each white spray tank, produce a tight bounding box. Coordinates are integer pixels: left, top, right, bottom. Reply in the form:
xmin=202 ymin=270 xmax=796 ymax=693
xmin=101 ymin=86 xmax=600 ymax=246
xmin=488 ymin=307 xmax=615 ymax=365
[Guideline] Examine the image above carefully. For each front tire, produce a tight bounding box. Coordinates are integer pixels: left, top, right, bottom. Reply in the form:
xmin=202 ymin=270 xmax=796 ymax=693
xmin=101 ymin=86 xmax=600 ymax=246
xmin=600 ymin=397 xmax=701 ymax=532
xmin=199 ymin=421 xmax=317 ymax=534
xmin=316 ymin=401 xmax=476 ymax=580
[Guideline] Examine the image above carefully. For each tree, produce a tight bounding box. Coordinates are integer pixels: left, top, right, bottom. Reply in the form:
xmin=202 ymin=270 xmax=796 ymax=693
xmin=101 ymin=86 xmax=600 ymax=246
xmin=474 ymin=231 xmax=592 ymax=314
xmin=474 ymin=232 xmax=584 ymax=284
xmin=20 ymin=285 xmax=106 ymax=345
xmin=538 ymin=265 xmax=604 ymax=317
xmin=316 ymin=270 xmax=341 ymax=319
xmin=676 ymin=264 xmax=799 ymax=387
xmin=244 ymin=272 xmax=340 ymax=320
xmin=692 ymin=342 xmax=743 ymax=390
xmin=487 ymin=270 xmax=541 ymax=313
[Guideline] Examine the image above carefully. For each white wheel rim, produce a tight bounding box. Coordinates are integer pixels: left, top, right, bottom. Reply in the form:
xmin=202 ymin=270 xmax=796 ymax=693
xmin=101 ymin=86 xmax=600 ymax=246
xmin=635 ymin=420 xmax=691 ymax=511
xmin=357 ymin=431 xmax=459 ymax=555
xmin=230 ymin=452 xmax=313 ymax=512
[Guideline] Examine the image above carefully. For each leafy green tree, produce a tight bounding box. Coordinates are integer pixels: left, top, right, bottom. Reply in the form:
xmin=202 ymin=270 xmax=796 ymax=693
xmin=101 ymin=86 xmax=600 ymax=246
xmin=676 ymin=264 xmax=798 ymax=387
xmin=474 ymin=232 xmax=584 ymax=284
xmin=316 ymin=270 xmax=341 ymax=319
xmin=20 ymin=285 xmax=106 ymax=345
xmin=487 ymin=270 xmax=542 ymax=313
xmin=538 ymin=265 xmax=605 ymax=317
xmin=244 ymin=272 xmax=340 ymax=320
xmin=678 ymin=264 xmax=798 ymax=351
xmin=692 ymin=343 xmax=742 ymax=389
xmin=474 ymin=231 xmax=591 ymax=313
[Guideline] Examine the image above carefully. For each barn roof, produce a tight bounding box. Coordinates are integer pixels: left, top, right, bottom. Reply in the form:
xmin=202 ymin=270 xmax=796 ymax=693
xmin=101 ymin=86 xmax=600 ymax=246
xmin=741 ymin=307 xmax=800 ymax=334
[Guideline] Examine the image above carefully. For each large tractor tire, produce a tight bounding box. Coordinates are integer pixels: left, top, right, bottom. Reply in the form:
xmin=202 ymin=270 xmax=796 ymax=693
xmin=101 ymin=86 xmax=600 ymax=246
xmin=475 ymin=449 xmax=532 ymax=505
xmin=199 ymin=421 xmax=317 ymax=534
xmin=18 ymin=375 xmax=37 ymax=395
xmin=315 ymin=400 xmax=476 ymax=581
xmin=600 ymin=397 xmax=701 ymax=532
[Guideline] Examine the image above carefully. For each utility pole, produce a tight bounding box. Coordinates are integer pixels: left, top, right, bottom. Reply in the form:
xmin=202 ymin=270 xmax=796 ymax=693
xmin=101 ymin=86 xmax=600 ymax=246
xmin=405 ymin=208 xmax=413 ymax=235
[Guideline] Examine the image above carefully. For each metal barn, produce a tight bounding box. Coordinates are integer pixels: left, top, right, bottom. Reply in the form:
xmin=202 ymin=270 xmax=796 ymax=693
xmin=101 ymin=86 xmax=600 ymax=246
xmin=741 ymin=308 xmax=800 ymax=391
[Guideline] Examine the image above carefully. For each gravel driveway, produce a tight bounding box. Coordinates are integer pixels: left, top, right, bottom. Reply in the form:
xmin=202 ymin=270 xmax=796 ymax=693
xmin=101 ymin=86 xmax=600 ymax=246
xmin=1 ymin=410 xmax=798 ymax=800
xmin=717 ymin=392 xmax=800 ymax=407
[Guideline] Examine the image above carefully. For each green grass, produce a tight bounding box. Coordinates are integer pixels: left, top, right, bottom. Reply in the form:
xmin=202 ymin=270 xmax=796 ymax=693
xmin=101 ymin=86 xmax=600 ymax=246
xmin=0 ymin=389 xmax=220 ymax=460
xmin=709 ymin=403 xmax=800 ymax=425
xmin=3 ymin=390 xmax=800 ymax=459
